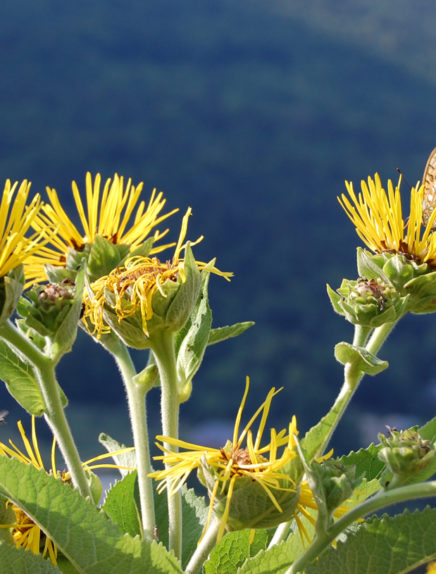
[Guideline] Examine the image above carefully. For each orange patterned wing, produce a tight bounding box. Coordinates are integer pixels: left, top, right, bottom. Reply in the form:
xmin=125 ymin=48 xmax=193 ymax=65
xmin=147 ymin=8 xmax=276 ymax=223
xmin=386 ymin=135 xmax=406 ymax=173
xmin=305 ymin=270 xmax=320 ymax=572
xmin=422 ymin=147 xmax=436 ymax=227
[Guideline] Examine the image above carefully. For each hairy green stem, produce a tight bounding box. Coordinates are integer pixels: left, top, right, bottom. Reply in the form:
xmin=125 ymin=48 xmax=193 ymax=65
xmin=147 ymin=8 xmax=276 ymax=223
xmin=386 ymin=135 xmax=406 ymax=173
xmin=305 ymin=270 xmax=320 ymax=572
xmin=109 ymin=339 xmax=156 ymax=542
xmin=287 ymin=480 xmax=436 ymax=573
xmin=150 ymin=330 xmax=182 ymax=560
xmin=314 ymin=321 xmax=397 ymax=458
xmin=185 ymin=518 xmax=220 ymax=574
xmin=0 ymin=321 xmax=91 ymax=498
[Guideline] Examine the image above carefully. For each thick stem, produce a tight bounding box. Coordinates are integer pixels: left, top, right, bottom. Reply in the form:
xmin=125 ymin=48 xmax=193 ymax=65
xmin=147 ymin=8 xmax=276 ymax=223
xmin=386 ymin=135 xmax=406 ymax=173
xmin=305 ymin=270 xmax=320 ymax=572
xmin=150 ymin=330 xmax=182 ymax=560
xmin=110 ymin=340 xmax=156 ymax=542
xmin=185 ymin=518 xmax=220 ymax=574
xmin=287 ymin=480 xmax=436 ymax=574
xmin=314 ymin=321 xmax=397 ymax=458
xmin=0 ymin=321 xmax=91 ymax=498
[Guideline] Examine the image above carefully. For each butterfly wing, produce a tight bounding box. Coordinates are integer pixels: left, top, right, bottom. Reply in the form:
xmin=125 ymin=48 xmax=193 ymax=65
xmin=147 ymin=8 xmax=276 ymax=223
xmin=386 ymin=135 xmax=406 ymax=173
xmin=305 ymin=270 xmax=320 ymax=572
xmin=422 ymin=147 xmax=436 ymax=227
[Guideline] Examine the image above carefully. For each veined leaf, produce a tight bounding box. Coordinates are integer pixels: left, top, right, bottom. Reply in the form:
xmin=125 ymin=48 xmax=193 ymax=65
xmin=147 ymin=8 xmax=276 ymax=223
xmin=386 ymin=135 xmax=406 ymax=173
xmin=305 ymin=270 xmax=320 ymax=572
xmin=208 ymin=321 xmax=254 ymax=346
xmin=306 ymin=507 xmax=436 ymax=574
xmin=0 ymin=457 xmax=182 ymax=574
xmin=0 ymin=543 xmax=62 ymax=573
xmin=204 ymin=529 xmax=269 ymax=574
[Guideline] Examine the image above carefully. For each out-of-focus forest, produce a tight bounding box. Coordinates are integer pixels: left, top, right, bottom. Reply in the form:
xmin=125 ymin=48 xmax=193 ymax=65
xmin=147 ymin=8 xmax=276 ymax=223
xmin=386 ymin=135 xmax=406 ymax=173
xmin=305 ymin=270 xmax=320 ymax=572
xmin=1 ymin=0 xmax=436 ymax=458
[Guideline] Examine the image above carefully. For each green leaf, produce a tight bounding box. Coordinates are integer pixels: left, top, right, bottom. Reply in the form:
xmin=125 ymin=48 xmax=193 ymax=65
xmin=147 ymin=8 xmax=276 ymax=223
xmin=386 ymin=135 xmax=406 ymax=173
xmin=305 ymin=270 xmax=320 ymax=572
xmin=356 ymin=248 xmax=390 ymax=284
xmin=176 ymin=271 xmax=212 ymax=390
xmin=104 ymin=469 xmax=208 ymax=569
xmin=0 ymin=457 xmax=182 ymax=574
xmin=0 ymin=266 xmax=24 ymax=324
xmin=334 ymin=342 xmax=388 ymax=375
xmin=306 ymin=507 xmax=436 ymax=574
xmin=208 ymin=321 xmax=254 ymax=346
xmin=0 ymin=339 xmax=45 ymax=415
xmin=102 ymin=470 xmax=141 ymax=537
xmin=98 ymin=433 xmax=137 ymax=478
xmin=337 ymin=444 xmax=385 ymax=482
xmin=420 ymin=416 xmax=436 ymax=442
xmin=0 ymin=543 xmax=62 ymax=573
xmin=204 ymin=529 xmax=269 ymax=574
xmin=235 ymin=538 xmax=296 ymax=574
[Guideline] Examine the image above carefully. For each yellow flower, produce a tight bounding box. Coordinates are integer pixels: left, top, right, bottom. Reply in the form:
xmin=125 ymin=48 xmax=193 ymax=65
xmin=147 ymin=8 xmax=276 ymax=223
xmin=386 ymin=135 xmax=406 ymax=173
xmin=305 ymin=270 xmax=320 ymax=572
xmin=83 ymin=207 xmax=232 ymax=339
xmin=24 ymin=172 xmax=179 ymax=284
xmin=0 ymin=179 xmax=49 ymax=278
xmin=0 ymin=416 xmax=134 ymax=565
xmin=427 ymin=561 xmax=436 ymax=573
xmin=339 ymin=174 xmax=436 ymax=264
xmin=150 ymin=377 xmax=310 ymax=542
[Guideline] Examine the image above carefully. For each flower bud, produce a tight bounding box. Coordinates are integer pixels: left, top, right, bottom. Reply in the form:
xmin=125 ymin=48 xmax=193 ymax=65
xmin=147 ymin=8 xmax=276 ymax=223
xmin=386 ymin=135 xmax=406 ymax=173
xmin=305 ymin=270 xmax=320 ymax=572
xmin=17 ymin=279 xmax=76 ymax=337
xmin=327 ymin=276 xmax=406 ymax=327
xmin=311 ymin=459 xmax=359 ymax=515
xmin=378 ymin=427 xmax=435 ymax=487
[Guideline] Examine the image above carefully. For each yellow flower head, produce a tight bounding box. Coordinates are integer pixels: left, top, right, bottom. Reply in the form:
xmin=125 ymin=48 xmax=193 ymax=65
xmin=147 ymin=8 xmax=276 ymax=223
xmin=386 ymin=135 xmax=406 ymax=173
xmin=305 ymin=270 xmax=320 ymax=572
xmin=150 ymin=377 xmax=305 ymax=541
xmin=338 ymin=173 xmax=436 ymax=265
xmin=0 ymin=179 xmax=49 ymax=279
xmin=25 ymin=172 xmax=179 ymax=284
xmin=0 ymin=416 xmax=134 ymax=565
xmin=83 ymin=207 xmax=232 ymax=339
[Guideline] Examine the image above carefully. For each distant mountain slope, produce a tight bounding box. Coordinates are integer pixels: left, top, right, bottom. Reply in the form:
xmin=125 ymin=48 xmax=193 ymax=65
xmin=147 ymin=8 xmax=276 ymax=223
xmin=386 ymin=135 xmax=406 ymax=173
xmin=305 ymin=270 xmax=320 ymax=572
xmin=268 ymin=0 xmax=436 ymax=86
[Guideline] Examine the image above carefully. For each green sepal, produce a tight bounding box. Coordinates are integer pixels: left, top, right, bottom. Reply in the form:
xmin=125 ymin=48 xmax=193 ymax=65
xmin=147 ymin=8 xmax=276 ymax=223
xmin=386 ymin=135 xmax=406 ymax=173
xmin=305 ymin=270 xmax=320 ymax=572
xmin=149 ymin=243 xmax=201 ymax=334
xmin=0 ymin=266 xmax=24 ymax=324
xmin=198 ymin=453 xmax=301 ymax=531
xmin=334 ymin=342 xmax=388 ymax=375
xmin=356 ymin=248 xmax=390 ymax=283
xmin=404 ymin=270 xmax=436 ymax=313
xmin=175 ymin=270 xmax=212 ymax=401
xmin=124 ymin=237 xmax=155 ymax=260
xmin=87 ymin=235 xmax=130 ymax=282
xmin=97 ymin=298 xmax=152 ymax=349
xmin=207 ymin=321 xmax=255 ymax=346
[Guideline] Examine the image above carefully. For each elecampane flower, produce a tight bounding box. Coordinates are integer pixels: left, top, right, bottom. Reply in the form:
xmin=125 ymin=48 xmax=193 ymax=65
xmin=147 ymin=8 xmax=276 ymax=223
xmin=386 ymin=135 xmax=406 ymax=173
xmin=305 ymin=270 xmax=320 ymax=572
xmin=0 ymin=416 xmax=134 ymax=565
xmin=339 ymin=174 xmax=436 ymax=264
xmin=150 ymin=378 xmax=311 ymax=542
xmin=0 ymin=179 xmax=49 ymax=278
xmin=25 ymin=172 xmax=178 ymax=284
xmin=83 ymin=207 xmax=232 ymax=338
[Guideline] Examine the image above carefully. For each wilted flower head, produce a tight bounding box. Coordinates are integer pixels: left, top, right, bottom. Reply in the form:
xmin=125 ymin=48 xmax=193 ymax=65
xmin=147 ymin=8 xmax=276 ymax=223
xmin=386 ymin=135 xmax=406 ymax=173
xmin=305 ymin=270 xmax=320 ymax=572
xmin=0 ymin=416 xmax=134 ymax=565
xmin=25 ymin=172 xmax=178 ymax=284
xmin=150 ymin=378 xmax=308 ymax=541
xmin=83 ymin=208 xmax=231 ymax=343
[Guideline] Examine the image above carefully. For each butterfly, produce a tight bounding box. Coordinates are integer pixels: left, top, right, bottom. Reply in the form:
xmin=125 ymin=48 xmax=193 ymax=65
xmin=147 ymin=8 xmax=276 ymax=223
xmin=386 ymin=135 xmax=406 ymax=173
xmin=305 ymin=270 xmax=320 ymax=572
xmin=0 ymin=410 xmax=8 ymax=425
xmin=422 ymin=147 xmax=436 ymax=227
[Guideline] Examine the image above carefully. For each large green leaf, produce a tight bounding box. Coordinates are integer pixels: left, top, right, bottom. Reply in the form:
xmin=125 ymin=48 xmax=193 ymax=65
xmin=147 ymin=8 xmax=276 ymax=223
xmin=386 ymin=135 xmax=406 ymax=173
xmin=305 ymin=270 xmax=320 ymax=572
xmin=306 ymin=507 xmax=436 ymax=574
xmin=0 ymin=457 xmax=182 ymax=574
xmin=0 ymin=543 xmax=62 ymax=574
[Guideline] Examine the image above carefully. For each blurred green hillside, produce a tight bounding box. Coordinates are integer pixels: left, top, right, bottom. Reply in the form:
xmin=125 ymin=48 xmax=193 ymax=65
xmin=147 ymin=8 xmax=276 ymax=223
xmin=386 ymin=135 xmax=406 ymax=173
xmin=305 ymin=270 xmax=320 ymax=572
xmin=1 ymin=0 xmax=436 ymax=456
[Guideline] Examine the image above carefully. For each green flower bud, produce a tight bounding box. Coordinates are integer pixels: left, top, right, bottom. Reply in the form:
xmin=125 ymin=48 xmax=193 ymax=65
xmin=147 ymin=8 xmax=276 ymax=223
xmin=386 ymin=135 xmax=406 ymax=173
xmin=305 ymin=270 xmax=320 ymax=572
xmin=311 ymin=460 xmax=359 ymax=515
xmin=17 ymin=279 xmax=76 ymax=337
xmin=378 ymin=427 xmax=435 ymax=487
xmin=198 ymin=442 xmax=301 ymax=531
xmin=327 ymin=276 xmax=406 ymax=327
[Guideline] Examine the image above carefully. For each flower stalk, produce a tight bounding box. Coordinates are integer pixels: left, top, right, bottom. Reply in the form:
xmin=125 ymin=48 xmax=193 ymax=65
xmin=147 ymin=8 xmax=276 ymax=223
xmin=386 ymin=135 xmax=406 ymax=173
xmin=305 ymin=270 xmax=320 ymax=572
xmin=102 ymin=336 xmax=156 ymax=542
xmin=0 ymin=320 xmax=91 ymax=499
xmin=150 ymin=329 xmax=183 ymax=559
